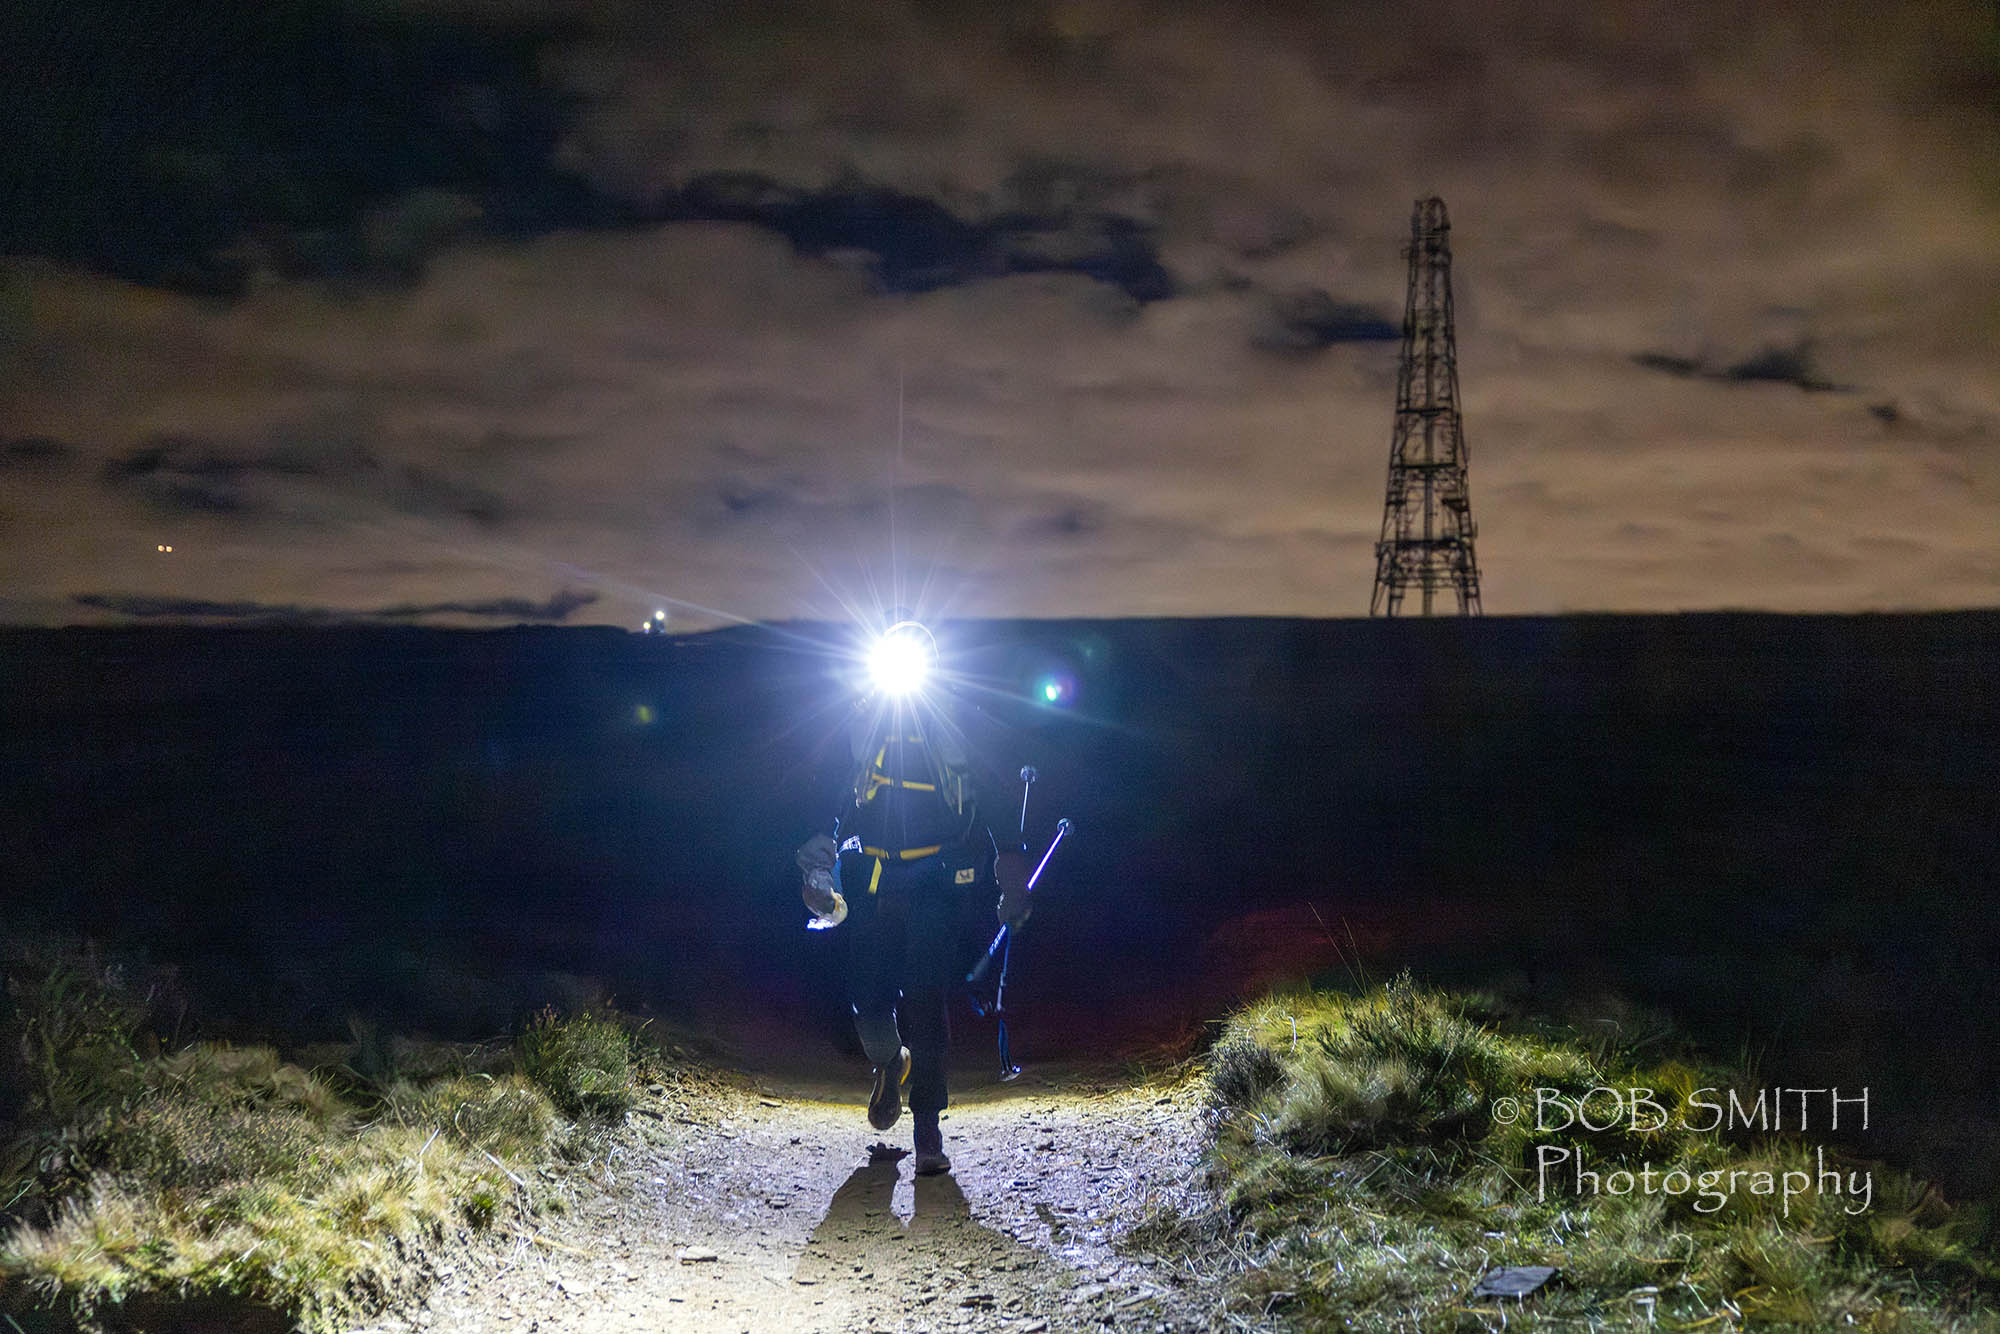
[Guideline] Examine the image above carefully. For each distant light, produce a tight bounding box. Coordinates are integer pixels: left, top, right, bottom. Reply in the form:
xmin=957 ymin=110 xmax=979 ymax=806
xmin=634 ymin=704 xmax=656 ymax=725
xmin=867 ymin=620 xmax=937 ymax=697
xmin=653 ymin=610 xmax=667 ymax=621
xmin=156 ymin=544 xmax=173 ymax=553
xmin=1042 ymin=681 xmax=1061 ymax=702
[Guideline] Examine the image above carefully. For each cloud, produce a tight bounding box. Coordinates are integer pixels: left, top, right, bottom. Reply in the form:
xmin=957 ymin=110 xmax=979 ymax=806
xmin=5 ymin=0 xmax=1998 ymax=623
xmin=99 ymin=435 xmax=260 ymax=515
xmin=659 ymin=173 xmax=1173 ymax=302
xmin=1632 ymin=352 xmax=1702 ymax=379
xmin=1015 ymin=503 xmax=1105 ymax=540
xmin=387 ymin=465 xmax=518 ymax=527
xmin=94 ymin=432 xmax=517 ymax=526
xmin=374 ymin=589 xmax=598 ymax=620
xmin=1720 ymin=345 xmax=1843 ymax=393
xmin=1 ymin=437 xmax=78 ymax=470
xmin=1631 ymin=342 xmax=1846 ymax=393
xmin=1253 ymin=289 xmax=1400 ymax=353
xmin=71 ymin=594 xmax=327 ymax=621
xmin=0 ymin=2 xmax=600 ymax=295
xmin=72 ymin=588 xmax=596 ymax=622
xmin=6 ymin=2 xmax=1177 ymax=305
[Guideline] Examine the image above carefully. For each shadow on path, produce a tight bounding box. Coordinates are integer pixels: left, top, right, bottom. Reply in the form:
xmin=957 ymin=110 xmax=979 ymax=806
xmin=795 ymin=1153 xmax=1045 ymax=1317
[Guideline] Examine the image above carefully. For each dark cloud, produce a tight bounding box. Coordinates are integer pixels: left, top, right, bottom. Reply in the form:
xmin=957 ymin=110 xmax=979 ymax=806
xmin=1253 ymin=289 xmax=1400 ymax=353
xmin=2 ymin=0 xmax=604 ymax=296
xmin=1017 ymin=504 xmax=1105 ymax=540
xmin=1721 ymin=344 xmax=1842 ymax=393
xmin=1632 ymin=352 xmax=1701 ymax=379
xmin=1 ymin=437 xmax=78 ymax=469
xmin=102 ymin=441 xmax=211 ymax=481
xmin=71 ymin=594 xmax=326 ymax=620
xmin=99 ymin=435 xmax=257 ymax=515
xmin=692 ymin=476 xmax=979 ymax=540
xmin=95 ymin=433 xmax=515 ymax=525
xmin=73 ymin=589 xmax=595 ymax=622
xmin=1631 ymin=343 xmax=1845 ymax=393
xmin=663 ymin=173 xmax=1172 ymax=301
xmin=374 ymin=589 xmax=598 ymax=620
xmin=1852 ymin=398 xmax=1996 ymax=446
xmin=4 ymin=2 xmax=1172 ymax=304
xmin=715 ymin=484 xmax=790 ymax=518
xmin=388 ymin=465 xmax=516 ymax=526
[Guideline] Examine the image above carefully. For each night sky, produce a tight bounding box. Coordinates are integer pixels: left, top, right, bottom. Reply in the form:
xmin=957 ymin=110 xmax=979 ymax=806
xmin=3 ymin=0 xmax=1996 ymax=628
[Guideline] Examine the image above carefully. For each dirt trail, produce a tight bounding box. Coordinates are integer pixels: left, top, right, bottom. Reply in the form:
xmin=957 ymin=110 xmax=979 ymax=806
xmin=360 ymin=1064 xmax=1219 ymax=1333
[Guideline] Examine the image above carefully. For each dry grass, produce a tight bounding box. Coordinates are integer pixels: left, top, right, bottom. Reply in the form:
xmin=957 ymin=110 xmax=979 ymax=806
xmin=517 ymin=1008 xmax=636 ymax=1121
xmin=0 ymin=955 xmax=642 ymax=1332
xmin=1140 ymin=974 xmax=1999 ymax=1332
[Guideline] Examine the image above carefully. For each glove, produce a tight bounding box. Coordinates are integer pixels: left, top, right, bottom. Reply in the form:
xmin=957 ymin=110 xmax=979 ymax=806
xmin=994 ymin=850 xmax=1032 ymax=928
xmin=796 ymin=833 xmax=838 ymax=877
xmin=796 ymin=835 xmax=843 ymax=920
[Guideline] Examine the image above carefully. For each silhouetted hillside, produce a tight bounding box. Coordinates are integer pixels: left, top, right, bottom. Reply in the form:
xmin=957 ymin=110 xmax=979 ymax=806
xmin=3 ymin=614 xmax=1996 ymax=1192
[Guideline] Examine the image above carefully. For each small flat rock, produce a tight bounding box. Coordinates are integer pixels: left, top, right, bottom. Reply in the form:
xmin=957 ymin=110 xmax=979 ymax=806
xmin=1472 ymin=1266 xmax=1558 ymax=1299
xmin=676 ymin=1246 xmax=720 ymax=1263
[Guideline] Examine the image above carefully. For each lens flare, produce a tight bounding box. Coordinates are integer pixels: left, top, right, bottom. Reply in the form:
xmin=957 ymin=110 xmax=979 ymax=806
xmin=1033 ymin=671 xmax=1076 ymax=707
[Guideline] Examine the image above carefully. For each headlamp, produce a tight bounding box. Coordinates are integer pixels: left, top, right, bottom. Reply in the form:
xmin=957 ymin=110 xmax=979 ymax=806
xmin=868 ymin=619 xmax=937 ymax=697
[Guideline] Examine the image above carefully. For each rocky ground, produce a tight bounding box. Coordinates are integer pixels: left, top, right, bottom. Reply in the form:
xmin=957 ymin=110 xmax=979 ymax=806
xmin=355 ymin=1060 xmax=1225 ymax=1334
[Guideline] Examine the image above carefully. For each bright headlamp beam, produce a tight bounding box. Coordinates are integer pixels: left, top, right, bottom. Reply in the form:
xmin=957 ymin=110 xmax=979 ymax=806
xmin=867 ymin=620 xmax=936 ymax=696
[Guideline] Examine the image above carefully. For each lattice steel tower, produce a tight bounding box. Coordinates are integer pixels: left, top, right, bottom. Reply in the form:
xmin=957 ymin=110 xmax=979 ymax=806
xmin=1370 ymin=197 xmax=1483 ymax=616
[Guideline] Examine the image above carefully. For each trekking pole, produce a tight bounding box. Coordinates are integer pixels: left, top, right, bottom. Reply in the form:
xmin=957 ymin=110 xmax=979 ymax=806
xmin=965 ymin=816 xmax=1074 ymax=1082
xmin=968 ymin=816 xmax=1073 ymax=981
xmin=965 ymin=766 xmax=1035 ymax=987
xmin=1017 ymin=765 xmax=1037 ymax=851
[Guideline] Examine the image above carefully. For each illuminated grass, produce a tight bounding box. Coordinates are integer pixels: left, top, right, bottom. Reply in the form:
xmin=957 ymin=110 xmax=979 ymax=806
xmin=1151 ymin=975 xmax=1999 ymax=1331
xmin=518 ymin=1008 xmax=636 ymax=1121
xmin=0 ymin=959 xmax=639 ymax=1332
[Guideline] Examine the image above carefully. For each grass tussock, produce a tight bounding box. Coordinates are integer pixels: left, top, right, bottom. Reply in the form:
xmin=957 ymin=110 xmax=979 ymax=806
xmin=1173 ymin=973 xmax=1998 ymax=1332
xmin=518 ymin=1008 xmax=636 ymax=1121
xmin=1 ymin=951 xmax=645 ymax=1332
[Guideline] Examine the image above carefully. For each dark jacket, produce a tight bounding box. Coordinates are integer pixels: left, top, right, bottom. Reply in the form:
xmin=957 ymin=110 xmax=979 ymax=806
xmin=840 ymin=698 xmax=983 ymax=858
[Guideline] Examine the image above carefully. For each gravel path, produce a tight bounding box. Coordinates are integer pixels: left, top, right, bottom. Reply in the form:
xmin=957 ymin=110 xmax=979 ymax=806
xmin=356 ymin=1064 xmax=1220 ymax=1333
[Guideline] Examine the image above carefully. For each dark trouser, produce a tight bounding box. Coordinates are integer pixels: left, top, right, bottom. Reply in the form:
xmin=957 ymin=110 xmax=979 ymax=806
xmin=842 ymin=851 xmax=962 ymax=1118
